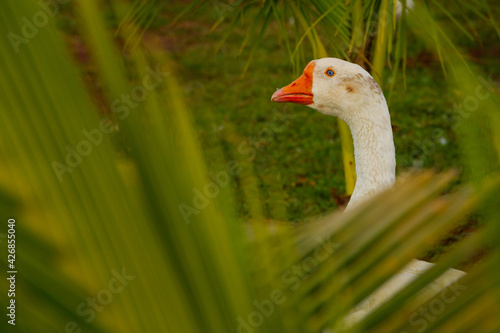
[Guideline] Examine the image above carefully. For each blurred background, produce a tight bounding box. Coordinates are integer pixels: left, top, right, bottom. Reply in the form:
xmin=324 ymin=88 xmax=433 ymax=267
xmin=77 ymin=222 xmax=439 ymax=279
xmin=1 ymin=0 xmax=500 ymax=332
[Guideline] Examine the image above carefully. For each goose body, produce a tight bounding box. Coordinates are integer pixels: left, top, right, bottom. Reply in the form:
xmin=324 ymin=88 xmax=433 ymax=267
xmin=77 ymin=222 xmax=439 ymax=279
xmin=272 ymin=58 xmax=465 ymax=323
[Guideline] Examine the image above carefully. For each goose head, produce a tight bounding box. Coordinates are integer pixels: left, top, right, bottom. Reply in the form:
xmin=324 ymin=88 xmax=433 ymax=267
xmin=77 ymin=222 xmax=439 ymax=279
xmin=271 ymin=58 xmax=395 ymax=210
xmin=271 ymin=58 xmax=386 ymax=125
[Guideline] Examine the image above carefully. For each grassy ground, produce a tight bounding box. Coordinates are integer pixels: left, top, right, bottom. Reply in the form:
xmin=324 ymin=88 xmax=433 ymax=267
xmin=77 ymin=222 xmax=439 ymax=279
xmin=68 ymin=2 xmax=500 ymax=268
xmin=155 ymin=3 xmax=499 ymax=269
xmin=150 ymin=4 xmax=498 ymax=222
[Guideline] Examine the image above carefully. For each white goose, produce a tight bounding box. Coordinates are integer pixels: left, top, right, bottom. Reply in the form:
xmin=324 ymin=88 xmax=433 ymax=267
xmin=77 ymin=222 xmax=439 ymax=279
xmin=271 ymin=58 xmax=465 ymax=324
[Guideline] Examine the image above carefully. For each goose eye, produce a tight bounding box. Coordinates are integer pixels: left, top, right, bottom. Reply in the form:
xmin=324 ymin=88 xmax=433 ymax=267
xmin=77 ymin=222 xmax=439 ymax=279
xmin=325 ymin=69 xmax=335 ymax=77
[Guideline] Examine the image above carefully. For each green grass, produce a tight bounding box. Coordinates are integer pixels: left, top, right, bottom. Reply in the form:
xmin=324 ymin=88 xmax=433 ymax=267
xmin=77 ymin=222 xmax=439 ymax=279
xmin=142 ymin=5 xmax=499 ymax=223
xmin=67 ymin=1 xmax=499 ymax=259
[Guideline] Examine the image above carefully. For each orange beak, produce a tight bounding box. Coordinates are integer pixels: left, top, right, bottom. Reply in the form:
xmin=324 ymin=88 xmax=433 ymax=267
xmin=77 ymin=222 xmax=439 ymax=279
xmin=271 ymin=62 xmax=315 ymax=105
